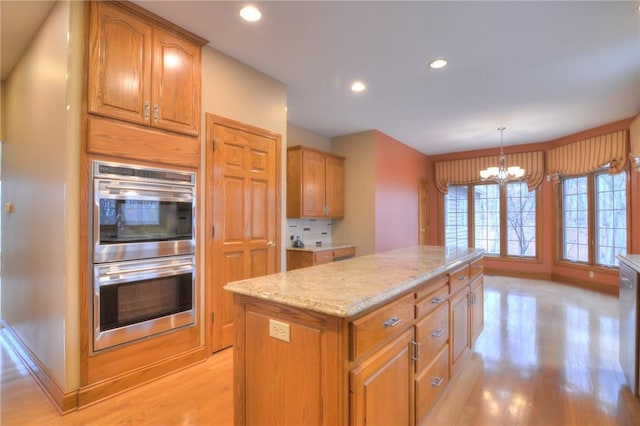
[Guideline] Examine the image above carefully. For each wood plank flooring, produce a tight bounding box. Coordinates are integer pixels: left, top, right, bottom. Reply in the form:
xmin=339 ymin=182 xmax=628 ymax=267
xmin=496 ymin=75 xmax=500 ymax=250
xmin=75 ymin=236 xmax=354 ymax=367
xmin=2 ymin=275 xmax=640 ymax=425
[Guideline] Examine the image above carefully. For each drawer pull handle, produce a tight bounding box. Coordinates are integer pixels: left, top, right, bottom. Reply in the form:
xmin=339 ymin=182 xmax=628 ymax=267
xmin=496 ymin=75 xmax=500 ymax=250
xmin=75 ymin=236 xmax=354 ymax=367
xmin=431 ymin=329 xmax=444 ymax=338
xmin=458 ymin=275 xmax=466 ymax=281
xmin=382 ymin=316 xmax=402 ymax=329
xmin=431 ymin=377 xmax=444 ymax=387
xmin=475 ymin=265 xmax=483 ymax=270
xmin=431 ymin=296 xmax=443 ymax=304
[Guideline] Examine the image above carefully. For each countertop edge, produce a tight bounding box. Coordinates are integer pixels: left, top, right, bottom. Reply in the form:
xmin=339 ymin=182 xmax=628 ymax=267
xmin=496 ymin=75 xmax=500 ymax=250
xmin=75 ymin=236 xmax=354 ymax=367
xmin=618 ymin=254 xmax=640 ymax=272
xmin=226 ymin=248 xmax=483 ymax=318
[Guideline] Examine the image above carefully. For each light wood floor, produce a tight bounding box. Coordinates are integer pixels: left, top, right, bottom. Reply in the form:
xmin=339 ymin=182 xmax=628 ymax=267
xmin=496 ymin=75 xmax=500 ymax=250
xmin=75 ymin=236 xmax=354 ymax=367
xmin=2 ymin=276 xmax=640 ymax=425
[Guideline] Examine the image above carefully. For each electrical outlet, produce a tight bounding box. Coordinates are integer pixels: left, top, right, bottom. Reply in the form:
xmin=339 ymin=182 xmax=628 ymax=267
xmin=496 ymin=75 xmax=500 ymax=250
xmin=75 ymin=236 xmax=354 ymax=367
xmin=589 ymin=271 xmax=594 ymax=278
xmin=269 ymin=319 xmax=290 ymax=343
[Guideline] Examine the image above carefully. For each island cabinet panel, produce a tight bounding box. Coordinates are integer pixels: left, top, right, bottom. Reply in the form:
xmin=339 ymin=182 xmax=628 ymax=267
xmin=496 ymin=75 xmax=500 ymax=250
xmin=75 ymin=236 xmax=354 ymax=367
xmin=88 ymin=1 xmax=204 ymax=137
xmin=244 ymin=310 xmax=322 ymax=425
xmin=470 ymin=275 xmax=485 ymax=343
xmin=233 ymin=295 xmax=346 ymax=426
xmin=350 ymin=329 xmax=414 ymax=426
xmin=227 ymin=247 xmax=484 ymax=426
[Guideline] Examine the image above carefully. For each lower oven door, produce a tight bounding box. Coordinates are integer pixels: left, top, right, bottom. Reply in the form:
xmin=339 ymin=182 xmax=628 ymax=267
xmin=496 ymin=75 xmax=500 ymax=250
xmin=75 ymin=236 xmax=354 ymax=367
xmin=93 ymin=255 xmax=196 ymax=352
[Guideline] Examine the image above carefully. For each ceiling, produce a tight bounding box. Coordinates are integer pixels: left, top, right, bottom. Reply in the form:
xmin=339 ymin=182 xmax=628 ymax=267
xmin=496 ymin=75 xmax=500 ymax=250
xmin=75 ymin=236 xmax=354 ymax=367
xmin=2 ymin=1 xmax=639 ymax=155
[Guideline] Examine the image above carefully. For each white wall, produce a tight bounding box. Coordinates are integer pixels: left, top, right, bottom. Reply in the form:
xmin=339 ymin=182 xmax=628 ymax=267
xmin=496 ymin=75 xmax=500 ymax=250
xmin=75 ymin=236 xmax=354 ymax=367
xmin=1 ymin=0 xmax=82 ymax=391
xmin=287 ymin=123 xmax=331 ymax=151
xmin=200 ymin=47 xmax=288 ymax=270
xmin=332 ymin=131 xmax=377 ymax=255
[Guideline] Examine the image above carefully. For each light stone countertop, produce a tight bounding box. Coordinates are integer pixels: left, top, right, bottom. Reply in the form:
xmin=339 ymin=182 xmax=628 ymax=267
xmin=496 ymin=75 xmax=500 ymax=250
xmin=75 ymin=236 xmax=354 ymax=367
xmin=618 ymin=254 xmax=640 ymax=272
xmin=286 ymin=243 xmax=356 ymax=253
xmin=225 ymin=245 xmax=484 ymax=318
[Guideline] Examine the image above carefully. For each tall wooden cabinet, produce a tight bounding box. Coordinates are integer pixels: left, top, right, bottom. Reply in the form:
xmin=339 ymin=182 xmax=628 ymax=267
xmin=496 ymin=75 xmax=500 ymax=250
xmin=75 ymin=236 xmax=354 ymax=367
xmin=88 ymin=0 xmax=202 ymax=136
xmin=287 ymin=146 xmax=345 ymax=218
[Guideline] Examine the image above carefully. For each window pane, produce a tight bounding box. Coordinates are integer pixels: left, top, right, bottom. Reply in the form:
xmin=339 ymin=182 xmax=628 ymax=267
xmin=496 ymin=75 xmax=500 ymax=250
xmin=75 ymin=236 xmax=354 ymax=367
xmin=595 ymin=172 xmax=626 ymax=266
xmin=444 ymin=185 xmax=468 ymax=248
xmin=474 ymin=184 xmax=500 ymax=255
xmin=506 ymin=182 xmax=536 ymax=257
xmin=562 ymin=177 xmax=588 ymax=263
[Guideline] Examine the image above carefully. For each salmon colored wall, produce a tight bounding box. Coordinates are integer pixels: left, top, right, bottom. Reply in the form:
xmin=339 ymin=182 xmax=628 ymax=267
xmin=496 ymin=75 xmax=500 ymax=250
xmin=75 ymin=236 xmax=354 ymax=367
xmin=374 ymin=131 xmax=430 ymax=252
xmin=428 ymin=117 xmax=637 ymax=293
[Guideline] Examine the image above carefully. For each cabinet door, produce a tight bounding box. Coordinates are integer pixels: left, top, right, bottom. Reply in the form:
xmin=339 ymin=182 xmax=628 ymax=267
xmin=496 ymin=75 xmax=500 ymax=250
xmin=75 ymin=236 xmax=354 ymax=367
xmin=88 ymin=1 xmax=152 ymax=125
xmin=470 ymin=276 xmax=484 ymax=344
xmin=301 ymin=149 xmax=326 ymax=217
xmin=350 ymin=329 xmax=413 ymax=426
xmin=325 ymin=155 xmax=345 ymax=218
xmin=151 ymin=27 xmax=201 ymax=136
xmin=450 ymin=287 xmax=470 ymax=372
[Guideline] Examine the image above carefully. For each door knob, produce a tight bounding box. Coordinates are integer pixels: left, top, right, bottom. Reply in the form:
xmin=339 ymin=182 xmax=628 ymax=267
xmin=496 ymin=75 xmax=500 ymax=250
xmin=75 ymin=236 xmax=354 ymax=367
xmin=267 ymin=241 xmax=276 ymax=247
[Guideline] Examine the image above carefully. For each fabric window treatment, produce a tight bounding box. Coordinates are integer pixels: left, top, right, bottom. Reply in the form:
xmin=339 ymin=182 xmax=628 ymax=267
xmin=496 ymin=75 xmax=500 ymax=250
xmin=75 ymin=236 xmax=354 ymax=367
xmin=546 ymin=130 xmax=629 ymax=182
xmin=629 ymin=114 xmax=640 ymax=169
xmin=434 ymin=151 xmax=544 ymax=194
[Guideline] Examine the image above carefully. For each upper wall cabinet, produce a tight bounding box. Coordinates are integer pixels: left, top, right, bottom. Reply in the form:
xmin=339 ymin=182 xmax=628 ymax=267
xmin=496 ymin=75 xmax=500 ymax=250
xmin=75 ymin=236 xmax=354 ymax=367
xmin=88 ymin=1 xmax=206 ymax=137
xmin=287 ymin=146 xmax=345 ymax=218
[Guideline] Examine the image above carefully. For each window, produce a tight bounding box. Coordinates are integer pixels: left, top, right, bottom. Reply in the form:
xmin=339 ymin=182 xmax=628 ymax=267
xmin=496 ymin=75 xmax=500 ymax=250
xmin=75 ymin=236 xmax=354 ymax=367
xmin=444 ymin=181 xmax=538 ymax=258
xmin=560 ymin=171 xmax=627 ymax=267
xmin=474 ymin=184 xmax=500 ymax=255
xmin=444 ymin=185 xmax=469 ymax=247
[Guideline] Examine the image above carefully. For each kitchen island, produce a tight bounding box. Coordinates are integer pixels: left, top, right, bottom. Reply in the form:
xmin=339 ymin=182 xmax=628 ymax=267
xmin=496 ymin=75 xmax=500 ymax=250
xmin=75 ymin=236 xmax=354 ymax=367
xmin=225 ymin=245 xmax=484 ymax=425
xmin=619 ymin=254 xmax=640 ymax=397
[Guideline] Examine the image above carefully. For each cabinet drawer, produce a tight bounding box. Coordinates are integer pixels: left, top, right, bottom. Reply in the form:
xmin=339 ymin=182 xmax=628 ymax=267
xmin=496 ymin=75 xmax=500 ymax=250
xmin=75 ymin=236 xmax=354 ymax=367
xmin=350 ymin=293 xmax=414 ymax=360
xmin=414 ymin=275 xmax=448 ymax=303
xmin=470 ymin=258 xmax=484 ymax=280
xmin=314 ymin=250 xmax=334 ymax=265
xmin=415 ymin=302 xmax=449 ymax=373
xmin=415 ymin=345 xmax=449 ymax=425
xmin=415 ymin=284 xmax=449 ymax=319
xmin=449 ymin=264 xmax=470 ymax=295
xmin=333 ymin=246 xmax=356 ymax=259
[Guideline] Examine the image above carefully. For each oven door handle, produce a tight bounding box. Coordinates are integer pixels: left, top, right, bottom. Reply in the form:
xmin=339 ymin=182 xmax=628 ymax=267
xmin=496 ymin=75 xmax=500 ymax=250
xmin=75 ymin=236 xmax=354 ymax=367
xmin=103 ymin=184 xmax=193 ymax=198
xmin=97 ymin=261 xmax=193 ymax=283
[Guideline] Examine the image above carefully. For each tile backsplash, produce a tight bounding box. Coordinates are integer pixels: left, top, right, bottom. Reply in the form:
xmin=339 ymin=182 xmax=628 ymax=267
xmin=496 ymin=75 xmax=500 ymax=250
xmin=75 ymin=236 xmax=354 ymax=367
xmin=286 ymin=219 xmax=332 ymax=248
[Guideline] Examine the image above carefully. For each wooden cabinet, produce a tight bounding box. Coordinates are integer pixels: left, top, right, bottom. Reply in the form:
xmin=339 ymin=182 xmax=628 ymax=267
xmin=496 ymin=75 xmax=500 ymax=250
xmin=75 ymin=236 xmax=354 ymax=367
xmin=88 ymin=1 xmax=204 ymax=136
xmin=286 ymin=246 xmax=356 ymax=271
xmin=232 ymin=254 xmax=484 ymax=426
xmin=287 ymin=146 xmax=345 ymax=218
xmin=350 ymin=329 xmax=413 ymax=426
xmin=470 ymin=275 xmax=484 ymax=343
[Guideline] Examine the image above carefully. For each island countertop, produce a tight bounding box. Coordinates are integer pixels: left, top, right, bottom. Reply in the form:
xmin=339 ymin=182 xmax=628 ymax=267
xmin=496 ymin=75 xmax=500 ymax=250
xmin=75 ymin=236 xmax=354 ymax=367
xmin=225 ymin=245 xmax=484 ymax=317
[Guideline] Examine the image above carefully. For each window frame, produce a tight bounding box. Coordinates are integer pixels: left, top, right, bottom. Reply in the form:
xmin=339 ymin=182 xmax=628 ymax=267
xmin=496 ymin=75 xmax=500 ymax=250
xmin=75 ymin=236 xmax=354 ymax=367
xmin=442 ymin=181 xmax=541 ymax=260
xmin=556 ymin=168 xmax=630 ymax=270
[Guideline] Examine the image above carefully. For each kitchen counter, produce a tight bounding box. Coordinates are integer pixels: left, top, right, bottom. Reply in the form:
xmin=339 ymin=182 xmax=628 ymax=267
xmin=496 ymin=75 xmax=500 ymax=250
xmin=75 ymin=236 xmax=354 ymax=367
xmin=226 ymin=245 xmax=483 ymax=317
xmin=286 ymin=243 xmax=356 ymax=252
xmin=227 ymin=245 xmax=485 ymax=425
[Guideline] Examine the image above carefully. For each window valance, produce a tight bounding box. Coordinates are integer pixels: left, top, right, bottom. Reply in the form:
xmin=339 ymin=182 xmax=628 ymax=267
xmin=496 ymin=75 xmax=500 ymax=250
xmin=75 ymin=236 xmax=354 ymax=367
xmin=630 ymin=113 xmax=640 ymax=169
xmin=434 ymin=151 xmax=545 ymax=194
xmin=546 ymin=130 xmax=629 ymax=181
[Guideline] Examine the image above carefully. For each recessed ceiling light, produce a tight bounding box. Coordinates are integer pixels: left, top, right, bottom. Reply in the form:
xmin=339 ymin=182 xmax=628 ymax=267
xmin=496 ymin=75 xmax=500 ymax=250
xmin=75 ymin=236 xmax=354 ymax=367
xmin=351 ymin=81 xmax=366 ymax=92
xmin=240 ymin=5 xmax=262 ymax=22
xmin=429 ymin=59 xmax=448 ymax=69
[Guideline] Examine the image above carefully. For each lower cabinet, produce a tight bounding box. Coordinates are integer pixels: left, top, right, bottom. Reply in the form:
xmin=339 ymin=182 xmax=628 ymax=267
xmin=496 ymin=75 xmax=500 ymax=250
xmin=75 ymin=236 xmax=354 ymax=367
xmin=233 ymin=257 xmax=484 ymax=426
xmin=450 ymin=285 xmax=470 ymax=373
xmin=350 ymin=329 xmax=414 ymax=426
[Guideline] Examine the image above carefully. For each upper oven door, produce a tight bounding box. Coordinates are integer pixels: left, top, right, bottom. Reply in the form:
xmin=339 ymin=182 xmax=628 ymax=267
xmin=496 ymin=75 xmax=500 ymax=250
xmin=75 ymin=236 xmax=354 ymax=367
xmin=94 ymin=178 xmax=195 ymax=263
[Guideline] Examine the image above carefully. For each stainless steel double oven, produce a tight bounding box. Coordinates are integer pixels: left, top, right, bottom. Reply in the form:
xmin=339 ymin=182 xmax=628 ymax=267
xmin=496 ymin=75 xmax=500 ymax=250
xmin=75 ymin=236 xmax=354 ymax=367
xmin=91 ymin=161 xmax=196 ymax=352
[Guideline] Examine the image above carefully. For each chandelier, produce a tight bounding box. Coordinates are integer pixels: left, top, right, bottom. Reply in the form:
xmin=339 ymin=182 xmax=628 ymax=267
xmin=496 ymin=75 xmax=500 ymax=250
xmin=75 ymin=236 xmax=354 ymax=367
xmin=479 ymin=127 xmax=525 ymax=184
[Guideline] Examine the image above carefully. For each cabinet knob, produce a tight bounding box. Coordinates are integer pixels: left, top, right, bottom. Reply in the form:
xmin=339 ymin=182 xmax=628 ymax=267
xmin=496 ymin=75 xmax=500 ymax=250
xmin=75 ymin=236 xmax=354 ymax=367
xmin=458 ymin=275 xmax=466 ymax=281
xmin=431 ymin=329 xmax=444 ymax=338
xmin=431 ymin=296 xmax=443 ymax=305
